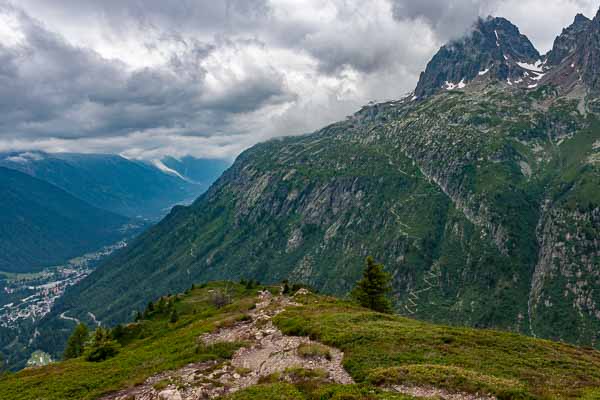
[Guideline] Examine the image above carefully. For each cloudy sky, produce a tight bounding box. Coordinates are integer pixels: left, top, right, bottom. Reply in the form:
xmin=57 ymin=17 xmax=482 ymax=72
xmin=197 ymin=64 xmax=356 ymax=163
xmin=0 ymin=0 xmax=598 ymax=160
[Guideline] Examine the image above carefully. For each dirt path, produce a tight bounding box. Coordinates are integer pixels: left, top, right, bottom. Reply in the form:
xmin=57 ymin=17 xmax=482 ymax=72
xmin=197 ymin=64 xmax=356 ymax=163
xmin=389 ymin=385 xmax=496 ymax=400
xmin=101 ymin=289 xmax=352 ymax=400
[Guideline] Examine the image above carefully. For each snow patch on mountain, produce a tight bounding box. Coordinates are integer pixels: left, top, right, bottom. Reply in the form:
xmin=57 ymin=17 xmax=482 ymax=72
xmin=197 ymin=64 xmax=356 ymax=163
xmin=517 ymin=60 xmax=544 ymax=72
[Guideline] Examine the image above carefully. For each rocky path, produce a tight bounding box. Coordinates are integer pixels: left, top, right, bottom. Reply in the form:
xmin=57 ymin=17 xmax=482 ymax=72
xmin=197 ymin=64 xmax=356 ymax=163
xmin=389 ymin=385 xmax=496 ymax=400
xmin=101 ymin=289 xmax=353 ymax=400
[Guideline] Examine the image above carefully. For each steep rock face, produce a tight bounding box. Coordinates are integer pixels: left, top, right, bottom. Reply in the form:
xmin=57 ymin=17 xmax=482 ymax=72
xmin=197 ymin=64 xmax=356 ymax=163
xmin=528 ymin=117 xmax=600 ymax=345
xmin=414 ymin=17 xmax=540 ymax=98
xmin=530 ymin=206 xmax=600 ymax=345
xmin=545 ymin=14 xmax=591 ymax=66
xmin=578 ymin=10 xmax=600 ymax=91
xmin=542 ymin=10 xmax=600 ymax=94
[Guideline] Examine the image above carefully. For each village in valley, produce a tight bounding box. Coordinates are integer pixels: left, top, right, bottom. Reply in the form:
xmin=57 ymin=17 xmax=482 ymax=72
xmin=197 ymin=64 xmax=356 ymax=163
xmin=0 ymin=240 xmax=127 ymax=330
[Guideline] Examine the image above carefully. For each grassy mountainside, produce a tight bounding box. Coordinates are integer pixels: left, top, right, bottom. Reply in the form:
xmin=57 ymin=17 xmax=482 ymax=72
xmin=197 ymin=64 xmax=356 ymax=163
xmin=1 ymin=282 xmax=599 ymax=399
xmin=0 ymin=167 xmax=130 ymax=273
xmin=51 ymin=83 xmax=600 ymax=347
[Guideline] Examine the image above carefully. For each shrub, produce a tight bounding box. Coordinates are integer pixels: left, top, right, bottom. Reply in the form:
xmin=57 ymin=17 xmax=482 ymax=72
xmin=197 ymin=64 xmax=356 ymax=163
xmin=282 ymin=280 xmax=291 ymax=295
xmin=169 ymin=310 xmax=179 ymax=324
xmin=297 ymin=343 xmax=331 ymax=360
xmin=85 ymin=327 xmax=120 ymax=362
xmin=210 ymin=289 xmax=232 ymax=309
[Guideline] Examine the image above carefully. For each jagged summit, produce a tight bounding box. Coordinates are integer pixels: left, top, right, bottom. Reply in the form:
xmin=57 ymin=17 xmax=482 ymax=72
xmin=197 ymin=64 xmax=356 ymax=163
xmin=414 ymin=16 xmax=541 ymax=98
xmin=578 ymin=8 xmax=600 ymax=91
xmin=539 ymin=8 xmax=600 ymax=93
xmin=545 ymin=13 xmax=591 ymax=66
xmin=574 ymin=12 xmax=591 ymax=24
xmin=414 ymin=8 xmax=600 ymax=98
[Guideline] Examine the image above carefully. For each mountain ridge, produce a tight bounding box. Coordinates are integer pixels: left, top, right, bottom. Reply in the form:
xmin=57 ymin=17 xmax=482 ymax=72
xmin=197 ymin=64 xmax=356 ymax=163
xmin=0 ymin=151 xmax=229 ymax=220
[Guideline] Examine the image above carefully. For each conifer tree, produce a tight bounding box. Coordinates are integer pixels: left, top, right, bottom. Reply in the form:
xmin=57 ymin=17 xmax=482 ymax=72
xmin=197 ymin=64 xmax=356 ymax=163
xmin=111 ymin=324 xmax=126 ymax=341
xmin=351 ymin=256 xmax=392 ymax=313
xmin=170 ymin=309 xmax=179 ymax=323
xmin=282 ymin=280 xmax=291 ymax=295
xmin=144 ymin=301 xmax=154 ymax=318
xmin=63 ymin=323 xmax=89 ymax=360
xmin=157 ymin=297 xmax=166 ymax=313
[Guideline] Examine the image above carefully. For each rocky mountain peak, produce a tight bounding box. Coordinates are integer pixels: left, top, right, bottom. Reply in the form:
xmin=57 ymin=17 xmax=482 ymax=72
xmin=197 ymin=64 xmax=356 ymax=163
xmin=578 ymin=9 xmax=600 ymax=91
xmin=541 ymin=7 xmax=600 ymax=93
xmin=414 ymin=16 xmax=541 ymax=98
xmin=545 ymin=13 xmax=591 ymax=66
xmin=478 ymin=16 xmax=540 ymax=61
xmin=574 ymin=13 xmax=590 ymax=24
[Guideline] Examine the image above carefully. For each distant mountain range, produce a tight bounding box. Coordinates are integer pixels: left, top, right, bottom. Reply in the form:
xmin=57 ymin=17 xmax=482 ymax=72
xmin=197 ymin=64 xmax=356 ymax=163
xmin=0 ymin=152 xmax=229 ymax=273
xmin=0 ymin=167 xmax=130 ymax=273
xmin=0 ymin=152 xmax=230 ymax=220
xmin=45 ymin=8 xmax=600 ymax=354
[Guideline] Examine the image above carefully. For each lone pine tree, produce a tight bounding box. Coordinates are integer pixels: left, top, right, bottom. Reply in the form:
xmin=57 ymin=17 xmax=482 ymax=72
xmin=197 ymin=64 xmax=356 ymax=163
xmin=351 ymin=256 xmax=392 ymax=313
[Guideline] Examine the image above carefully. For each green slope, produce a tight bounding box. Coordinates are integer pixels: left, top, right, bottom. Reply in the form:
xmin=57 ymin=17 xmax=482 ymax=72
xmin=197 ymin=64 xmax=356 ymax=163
xmin=0 ymin=167 xmax=130 ymax=273
xmin=38 ymin=11 xmax=600 ymax=359
xmin=49 ymin=84 xmax=599 ymax=349
xmin=2 ymin=283 xmax=600 ymax=399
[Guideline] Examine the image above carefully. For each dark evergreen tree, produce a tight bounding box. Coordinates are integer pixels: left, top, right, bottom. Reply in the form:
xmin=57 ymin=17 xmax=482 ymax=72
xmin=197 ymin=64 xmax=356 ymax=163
xmin=170 ymin=309 xmax=179 ymax=323
xmin=157 ymin=297 xmax=166 ymax=313
xmin=351 ymin=256 xmax=392 ymax=313
xmin=282 ymin=280 xmax=291 ymax=295
xmin=63 ymin=323 xmax=89 ymax=360
xmin=144 ymin=301 xmax=155 ymax=318
xmin=111 ymin=324 xmax=126 ymax=341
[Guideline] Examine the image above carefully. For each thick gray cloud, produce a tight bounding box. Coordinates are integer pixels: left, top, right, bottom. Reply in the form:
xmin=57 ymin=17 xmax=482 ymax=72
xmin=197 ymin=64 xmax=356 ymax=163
xmin=391 ymin=0 xmax=497 ymax=38
xmin=0 ymin=2 xmax=293 ymax=157
xmin=0 ymin=0 xmax=598 ymax=159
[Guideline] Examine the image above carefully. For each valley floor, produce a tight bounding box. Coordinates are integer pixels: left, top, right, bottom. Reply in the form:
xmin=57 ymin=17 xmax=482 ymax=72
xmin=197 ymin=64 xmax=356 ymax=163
xmin=0 ymin=240 xmax=127 ymax=330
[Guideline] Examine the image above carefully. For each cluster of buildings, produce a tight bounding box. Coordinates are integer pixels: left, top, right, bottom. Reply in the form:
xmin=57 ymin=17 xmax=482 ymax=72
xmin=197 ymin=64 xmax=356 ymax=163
xmin=0 ymin=240 xmax=127 ymax=329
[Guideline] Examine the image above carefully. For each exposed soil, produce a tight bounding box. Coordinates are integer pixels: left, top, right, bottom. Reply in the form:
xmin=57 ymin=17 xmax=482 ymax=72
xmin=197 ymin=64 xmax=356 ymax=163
xmin=389 ymin=384 xmax=496 ymax=400
xmin=101 ymin=289 xmax=352 ymax=400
